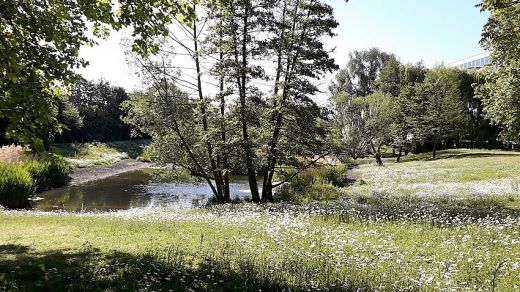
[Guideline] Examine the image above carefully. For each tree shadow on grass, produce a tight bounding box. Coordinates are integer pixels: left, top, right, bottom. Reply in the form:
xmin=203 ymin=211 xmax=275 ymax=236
xmin=399 ymin=150 xmax=520 ymax=163
xmin=0 ymin=244 xmax=369 ymax=291
xmin=331 ymin=194 xmax=520 ymax=227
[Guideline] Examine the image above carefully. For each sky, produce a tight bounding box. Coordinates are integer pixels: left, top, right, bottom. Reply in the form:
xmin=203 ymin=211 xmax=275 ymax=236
xmin=78 ymin=0 xmax=490 ymax=93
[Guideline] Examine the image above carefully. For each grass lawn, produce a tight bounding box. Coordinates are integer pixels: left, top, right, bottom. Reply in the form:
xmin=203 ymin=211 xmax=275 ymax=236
xmin=0 ymin=149 xmax=519 ymax=291
xmin=344 ymin=149 xmax=520 ymax=209
xmin=51 ymin=140 xmax=150 ymax=168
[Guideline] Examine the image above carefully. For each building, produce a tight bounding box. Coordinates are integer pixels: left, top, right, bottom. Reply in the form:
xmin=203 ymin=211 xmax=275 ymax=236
xmin=447 ymin=52 xmax=491 ymax=70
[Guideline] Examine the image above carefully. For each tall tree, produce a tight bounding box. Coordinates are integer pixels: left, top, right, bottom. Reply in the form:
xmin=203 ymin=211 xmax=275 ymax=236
xmin=330 ymin=49 xmax=399 ymax=162
xmin=260 ymin=0 xmax=339 ymax=201
xmin=475 ymin=0 xmax=520 ymax=142
xmin=417 ymin=68 xmax=466 ymax=158
xmin=56 ymin=79 xmax=131 ymax=143
xmin=125 ymin=2 xmax=233 ymax=203
xmin=330 ymin=48 xmax=395 ymax=97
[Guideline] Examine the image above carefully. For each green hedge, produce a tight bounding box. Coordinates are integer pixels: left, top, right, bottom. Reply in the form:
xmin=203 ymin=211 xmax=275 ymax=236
xmin=0 ymin=156 xmax=71 ymax=209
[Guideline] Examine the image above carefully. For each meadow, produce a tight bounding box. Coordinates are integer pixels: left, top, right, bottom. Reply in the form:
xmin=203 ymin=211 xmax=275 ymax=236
xmin=0 ymin=149 xmax=519 ymax=291
xmin=343 ymin=149 xmax=520 ymax=209
xmin=51 ymin=140 xmax=150 ymax=168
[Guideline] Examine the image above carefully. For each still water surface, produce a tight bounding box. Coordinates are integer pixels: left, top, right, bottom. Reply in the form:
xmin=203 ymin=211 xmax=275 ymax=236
xmin=33 ymin=169 xmax=253 ymax=212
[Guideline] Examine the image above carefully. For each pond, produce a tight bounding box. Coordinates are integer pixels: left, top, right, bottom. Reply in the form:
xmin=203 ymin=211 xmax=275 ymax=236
xmin=32 ymin=169 xmax=254 ymax=212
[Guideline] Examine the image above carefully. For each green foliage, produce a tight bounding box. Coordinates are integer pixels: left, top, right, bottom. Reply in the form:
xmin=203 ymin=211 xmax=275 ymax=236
xmin=0 ymin=0 xmax=196 ymax=151
xmin=331 ymin=89 xmax=397 ymax=163
xmin=0 ymin=155 xmax=70 ymax=208
xmin=330 ymin=48 xmax=396 ymax=97
xmin=476 ymin=1 xmax=520 ymax=142
xmin=417 ymin=68 xmax=467 ymax=153
xmin=23 ymin=156 xmax=71 ymax=192
xmin=122 ymin=85 xmax=204 ymax=172
xmin=477 ymin=63 xmax=520 ymax=142
xmin=56 ymin=79 xmax=132 ymax=143
xmin=0 ymin=164 xmax=33 ymax=208
xmin=276 ymin=165 xmax=347 ymax=203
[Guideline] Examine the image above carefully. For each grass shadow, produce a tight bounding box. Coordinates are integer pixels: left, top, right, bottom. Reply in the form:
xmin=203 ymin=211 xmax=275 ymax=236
xmin=0 ymin=244 xmax=30 ymax=255
xmin=398 ymin=150 xmax=520 ymax=163
xmin=332 ymin=193 xmax=520 ymax=226
xmin=0 ymin=242 xmax=372 ymax=291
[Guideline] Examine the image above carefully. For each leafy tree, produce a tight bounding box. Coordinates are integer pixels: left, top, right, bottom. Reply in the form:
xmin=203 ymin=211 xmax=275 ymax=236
xmin=56 ymin=99 xmax=83 ymax=143
xmin=55 ymin=79 xmax=131 ymax=143
xmin=330 ymin=92 xmax=370 ymax=159
xmin=387 ymin=63 xmax=428 ymax=160
xmin=124 ymin=0 xmax=338 ymax=203
xmin=458 ymin=70 xmax=501 ymax=148
xmin=475 ymin=0 xmax=520 ymax=142
xmin=363 ymin=93 xmax=396 ymax=165
xmin=330 ymin=48 xmax=396 ymax=97
xmin=331 ymin=52 xmax=426 ymax=162
xmin=416 ymin=68 xmax=466 ymax=158
xmin=377 ymin=58 xmax=402 ymax=97
xmin=0 ymin=0 xmax=196 ymax=151
xmin=331 ymin=91 xmax=396 ymax=165
xmin=259 ymin=0 xmax=339 ymax=201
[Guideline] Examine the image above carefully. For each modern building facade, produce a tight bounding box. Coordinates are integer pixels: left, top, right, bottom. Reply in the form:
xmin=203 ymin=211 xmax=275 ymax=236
xmin=447 ymin=52 xmax=491 ymax=70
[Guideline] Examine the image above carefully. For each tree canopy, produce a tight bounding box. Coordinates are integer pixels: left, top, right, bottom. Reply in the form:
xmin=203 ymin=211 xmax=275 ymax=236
xmin=475 ymin=0 xmax=520 ymax=142
xmin=0 ymin=0 xmax=195 ymax=151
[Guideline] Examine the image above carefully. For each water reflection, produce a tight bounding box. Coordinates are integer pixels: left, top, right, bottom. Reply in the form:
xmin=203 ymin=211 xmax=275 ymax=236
xmin=32 ymin=169 xmax=253 ymax=212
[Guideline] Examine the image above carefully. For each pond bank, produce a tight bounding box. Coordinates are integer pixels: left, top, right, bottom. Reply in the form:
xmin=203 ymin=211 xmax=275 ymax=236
xmin=70 ymin=159 xmax=151 ymax=185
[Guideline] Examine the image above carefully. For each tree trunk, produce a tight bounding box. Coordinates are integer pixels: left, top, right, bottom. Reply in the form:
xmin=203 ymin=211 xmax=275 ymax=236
xmin=432 ymin=142 xmax=437 ymax=159
xmin=396 ymin=146 xmax=403 ymax=162
xmin=218 ymin=10 xmax=230 ymax=202
xmin=371 ymin=142 xmax=384 ymax=166
xmin=232 ymin=5 xmax=260 ymax=202
xmin=261 ymin=0 xmax=303 ymax=202
xmin=193 ymin=19 xmax=225 ymax=202
xmin=375 ymin=153 xmax=383 ymax=166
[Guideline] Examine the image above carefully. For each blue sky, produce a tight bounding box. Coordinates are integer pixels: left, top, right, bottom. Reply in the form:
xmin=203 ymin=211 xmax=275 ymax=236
xmin=78 ymin=0 xmax=489 ymax=91
xmin=330 ymin=0 xmax=489 ymax=67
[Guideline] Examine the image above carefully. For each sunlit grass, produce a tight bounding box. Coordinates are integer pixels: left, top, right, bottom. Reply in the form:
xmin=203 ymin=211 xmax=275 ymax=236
xmin=344 ymin=149 xmax=520 ymax=209
xmin=1 ymin=204 xmax=519 ymax=291
xmin=2 ymin=149 xmax=520 ymax=290
xmin=51 ymin=140 xmax=150 ymax=168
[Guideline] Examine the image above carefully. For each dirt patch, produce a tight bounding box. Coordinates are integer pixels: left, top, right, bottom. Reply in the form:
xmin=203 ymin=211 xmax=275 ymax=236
xmin=70 ymin=159 xmax=151 ymax=185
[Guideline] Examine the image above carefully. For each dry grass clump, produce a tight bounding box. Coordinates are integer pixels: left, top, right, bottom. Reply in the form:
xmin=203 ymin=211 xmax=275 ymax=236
xmin=0 ymin=145 xmax=30 ymax=164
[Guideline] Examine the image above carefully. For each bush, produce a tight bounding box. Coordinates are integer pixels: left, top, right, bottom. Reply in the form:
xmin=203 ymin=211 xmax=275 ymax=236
xmin=0 ymin=164 xmax=33 ymax=208
xmin=0 ymin=156 xmax=71 ymax=208
xmin=23 ymin=155 xmax=71 ymax=192
xmin=275 ymin=165 xmax=347 ymax=203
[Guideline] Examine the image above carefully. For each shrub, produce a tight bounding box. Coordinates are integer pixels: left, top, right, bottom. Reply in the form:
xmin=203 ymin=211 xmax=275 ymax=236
xmin=275 ymin=165 xmax=347 ymax=203
xmin=23 ymin=155 xmax=71 ymax=192
xmin=0 ymin=155 xmax=71 ymax=208
xmin=0 ymin=164 xmax=33 ymax=208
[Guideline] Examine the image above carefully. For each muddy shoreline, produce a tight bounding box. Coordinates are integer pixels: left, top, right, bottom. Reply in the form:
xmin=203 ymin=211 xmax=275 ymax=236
xmin=70 ymin=159 xmax=151 ymax=185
